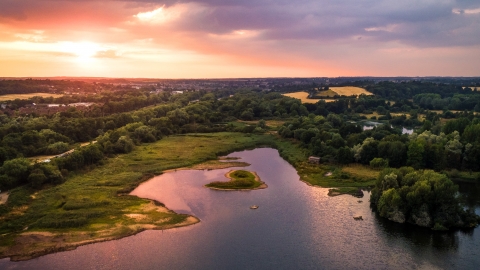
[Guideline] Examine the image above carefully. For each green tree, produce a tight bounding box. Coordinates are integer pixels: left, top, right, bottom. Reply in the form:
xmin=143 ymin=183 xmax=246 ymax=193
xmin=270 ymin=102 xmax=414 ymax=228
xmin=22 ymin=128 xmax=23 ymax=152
xmin=407 ymin=141 xmax=424 ymax=169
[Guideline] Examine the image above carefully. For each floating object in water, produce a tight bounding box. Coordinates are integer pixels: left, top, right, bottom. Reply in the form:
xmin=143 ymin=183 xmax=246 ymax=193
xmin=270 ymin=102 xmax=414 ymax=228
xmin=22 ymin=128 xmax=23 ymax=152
xmin=250 ymin=205 xmax=259 ymax=209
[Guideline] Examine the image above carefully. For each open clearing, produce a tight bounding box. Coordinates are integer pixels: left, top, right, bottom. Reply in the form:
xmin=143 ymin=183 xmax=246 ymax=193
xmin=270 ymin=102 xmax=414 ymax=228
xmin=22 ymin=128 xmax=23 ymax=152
xmin=315 ymin=89 xmax=338 ymax=97
xmin=283 ymin=92 xmax=336 ymax=104
xmin=329 ymin=86 xmax=373 ymax=96
xmin=0 ymin=93 xmax=63 ymax=101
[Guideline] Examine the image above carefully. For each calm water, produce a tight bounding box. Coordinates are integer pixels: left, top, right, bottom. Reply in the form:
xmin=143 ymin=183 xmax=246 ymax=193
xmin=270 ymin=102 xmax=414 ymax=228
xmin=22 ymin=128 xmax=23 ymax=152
xmin=361 ymin=121 xmax=414 ymax=135
xmin=1 ymin=148 xmax=480 ymax=269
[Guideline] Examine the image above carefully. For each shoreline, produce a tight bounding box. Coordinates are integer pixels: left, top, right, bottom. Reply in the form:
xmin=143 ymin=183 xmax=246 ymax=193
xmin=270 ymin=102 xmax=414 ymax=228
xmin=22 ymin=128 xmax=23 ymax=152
xmin=1 ymin=157 xmax=251 ymax=262
xmin=163 ymin=160 xmax=250 ymax=173
xmin=1 ymin=199 xmax=199 ymax=262
xmin=205 ymin=170 xmax=268 ymax=191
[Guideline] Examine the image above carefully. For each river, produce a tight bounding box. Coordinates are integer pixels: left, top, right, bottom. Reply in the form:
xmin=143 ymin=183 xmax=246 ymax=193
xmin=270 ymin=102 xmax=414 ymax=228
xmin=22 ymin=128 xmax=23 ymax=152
xmin=1 ymin=148 xmax=479 ymax=269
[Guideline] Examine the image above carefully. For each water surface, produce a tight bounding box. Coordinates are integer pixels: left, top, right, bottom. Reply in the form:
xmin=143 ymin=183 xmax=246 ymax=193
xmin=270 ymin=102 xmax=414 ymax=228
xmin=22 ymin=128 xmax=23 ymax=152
xmin=1 ymin=148 xmax=479 ymax=269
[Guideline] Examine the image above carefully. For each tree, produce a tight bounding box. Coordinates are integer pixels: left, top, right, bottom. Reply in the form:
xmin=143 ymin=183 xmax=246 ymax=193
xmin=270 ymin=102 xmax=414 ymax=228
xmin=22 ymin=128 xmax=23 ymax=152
xmin=336 ymin=147 xmax=353 ymax=164
xmin=407 ymin=141 xmax=424 ymax=169
xmin=370 ymin=158 xmax=389 ymax=169
xmin=28 ymin=169 xmax=47 ymax=188
xmin=371 ymin=168 xmax=478 ymax=230
xmin=0 ymin=158 xmax=31 ymax=186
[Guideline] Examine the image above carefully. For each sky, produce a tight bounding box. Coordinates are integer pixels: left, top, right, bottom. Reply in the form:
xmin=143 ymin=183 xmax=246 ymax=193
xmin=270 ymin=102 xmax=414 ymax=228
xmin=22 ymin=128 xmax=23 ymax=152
xmin=0 ymin=0 xmax=479 ymax=78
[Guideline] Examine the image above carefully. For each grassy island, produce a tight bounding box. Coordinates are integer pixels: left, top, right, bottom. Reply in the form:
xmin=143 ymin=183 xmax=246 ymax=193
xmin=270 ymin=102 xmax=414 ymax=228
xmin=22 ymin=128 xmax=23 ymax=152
xmin=205 ymin=170 xmax=266 ymax=190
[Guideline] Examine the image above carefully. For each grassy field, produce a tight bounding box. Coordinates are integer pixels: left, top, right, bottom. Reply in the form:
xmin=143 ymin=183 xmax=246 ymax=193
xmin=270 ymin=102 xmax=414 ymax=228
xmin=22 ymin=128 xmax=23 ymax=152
xmin=283 ymin=92 xmax=336 ymax=103
xmin=283 ymin=92 xmax=319 ymax=104
xmin=315 ymin=89 xmax=338 ymax=97
xmin=329 ymin=86 xmax=373 ymax=96
xmin=0 ymin=93 xmax=63 ymax=101
xmin=360 ymin=112 xmax=412 ymax=119
xmin=295 ymin=162 xmax=377 ymax=188
xmin=238 ymin=119 xmax=288 ymax=129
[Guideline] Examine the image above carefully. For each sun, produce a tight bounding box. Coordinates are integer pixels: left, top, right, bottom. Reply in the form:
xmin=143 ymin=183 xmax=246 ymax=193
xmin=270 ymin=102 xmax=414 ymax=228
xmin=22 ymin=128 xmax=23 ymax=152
xmin=60 ymin=41 xmax=100 ymax=62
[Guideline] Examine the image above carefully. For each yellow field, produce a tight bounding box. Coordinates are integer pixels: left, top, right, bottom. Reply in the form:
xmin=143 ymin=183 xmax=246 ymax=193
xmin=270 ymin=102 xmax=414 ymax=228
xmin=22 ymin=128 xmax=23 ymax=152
xmin=315 ymin=89 xmax=338 ymax=97
xmin=329 ymin=86 xmax=373 ymax=96
xmin=0 ymin=93 xmax=63 ymax=101
xmin=361 ymin=112 xmax=412 ymax=119
xmin=283 ymin=92 xmax=336 ymax=103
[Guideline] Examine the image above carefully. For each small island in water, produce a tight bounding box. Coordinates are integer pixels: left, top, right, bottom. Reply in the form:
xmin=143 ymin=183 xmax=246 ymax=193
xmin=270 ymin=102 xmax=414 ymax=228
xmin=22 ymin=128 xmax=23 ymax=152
xmin=205 ymin=170 xmax=267 ymax=190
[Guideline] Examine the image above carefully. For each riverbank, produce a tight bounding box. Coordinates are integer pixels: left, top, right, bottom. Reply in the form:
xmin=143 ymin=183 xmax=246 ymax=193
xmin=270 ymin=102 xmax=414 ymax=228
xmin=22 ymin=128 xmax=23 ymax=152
xmin=0 ymin=132 xmax=376 ymax=261
xmin=0 ymin=133 xmax=282 ymax=261
xmin=0 ymin=200 xmax=198 ymax=261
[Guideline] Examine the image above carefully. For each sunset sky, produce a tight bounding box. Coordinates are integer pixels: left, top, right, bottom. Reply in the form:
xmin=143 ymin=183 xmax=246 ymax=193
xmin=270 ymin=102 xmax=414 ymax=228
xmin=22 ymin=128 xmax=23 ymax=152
xmin=1 ymin=0 xmax=479 ymax=78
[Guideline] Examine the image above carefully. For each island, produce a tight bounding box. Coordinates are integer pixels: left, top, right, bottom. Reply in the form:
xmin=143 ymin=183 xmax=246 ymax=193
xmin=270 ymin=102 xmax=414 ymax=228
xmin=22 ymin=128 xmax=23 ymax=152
xmin=205 ymin=170 xmax=267 ymax=190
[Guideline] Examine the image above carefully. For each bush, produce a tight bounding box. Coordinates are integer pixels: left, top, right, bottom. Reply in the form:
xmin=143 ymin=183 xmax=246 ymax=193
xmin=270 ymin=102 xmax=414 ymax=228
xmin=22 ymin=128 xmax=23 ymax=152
xmin=370 ymin=158 xmax=389 ymax=169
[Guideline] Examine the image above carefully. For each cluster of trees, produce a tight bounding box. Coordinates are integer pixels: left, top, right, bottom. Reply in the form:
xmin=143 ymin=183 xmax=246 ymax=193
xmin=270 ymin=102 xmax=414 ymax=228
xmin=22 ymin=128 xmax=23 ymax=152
xmin=277 ymin=114 xmax=480 ymax=172
xmin=0 ymin=89 xmax=308 ymax=190
xmin=0 ymin=79 xmax=479 ymax=232
xmin=413 ymin=93 xmax=480 ymax=111
xmin=365 ymin=81 xmax=479 ymax=100
xmin=370 ymin=168 xmax=478 ymax=230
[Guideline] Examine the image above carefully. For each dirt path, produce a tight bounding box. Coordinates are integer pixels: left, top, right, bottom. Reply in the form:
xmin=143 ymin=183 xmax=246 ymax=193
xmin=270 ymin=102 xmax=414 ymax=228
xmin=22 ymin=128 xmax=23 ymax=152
xmin=0 ymin=191 xmax=9 ymax=205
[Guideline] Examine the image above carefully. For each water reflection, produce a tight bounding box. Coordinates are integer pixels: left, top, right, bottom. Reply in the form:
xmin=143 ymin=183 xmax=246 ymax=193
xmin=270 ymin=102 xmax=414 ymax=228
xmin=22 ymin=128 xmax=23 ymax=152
xmin=1 ymin=148 xmax=479 ymax=270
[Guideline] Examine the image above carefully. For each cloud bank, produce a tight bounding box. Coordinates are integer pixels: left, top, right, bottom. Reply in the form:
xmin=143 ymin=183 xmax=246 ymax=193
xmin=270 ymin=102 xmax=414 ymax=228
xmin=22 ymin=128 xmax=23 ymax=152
xmin=0 ymin=0 xmax=479 ymax=77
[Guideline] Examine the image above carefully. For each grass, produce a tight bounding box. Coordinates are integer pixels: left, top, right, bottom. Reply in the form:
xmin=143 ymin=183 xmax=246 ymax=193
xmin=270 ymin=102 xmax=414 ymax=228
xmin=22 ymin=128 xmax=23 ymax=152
xmin=0 ymin=93 xmax=63 ymax=101
xmin=238 ymin=120 xmax=288 ymax=130
xmin=282 ymin=92 xmax=319 ymax=104
xmin=205 ymin=170 xmax=263 ymax=190
xmin=329 ymin=86 xmax=373 ymax=96
xmin=313 ymin=89 xmax=338 ymax=97
xmin=283 ymin=92 xmax=338 ymax=103
xmin=295 ymin=162 xmax=377 ymax=189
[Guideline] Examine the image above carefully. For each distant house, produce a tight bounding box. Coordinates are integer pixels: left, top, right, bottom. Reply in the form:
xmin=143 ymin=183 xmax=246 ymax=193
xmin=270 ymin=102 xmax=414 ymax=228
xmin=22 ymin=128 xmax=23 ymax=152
xmin=68 ymin=102 xmax=94 ymax=107
xmin=308 ymin=156 xmax=321 ymax=164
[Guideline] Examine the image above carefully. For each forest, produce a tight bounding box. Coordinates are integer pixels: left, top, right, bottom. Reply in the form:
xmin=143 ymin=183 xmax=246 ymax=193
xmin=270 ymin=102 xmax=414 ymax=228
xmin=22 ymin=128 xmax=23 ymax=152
xmin=0 ymin=78 xmax=480 ymax=231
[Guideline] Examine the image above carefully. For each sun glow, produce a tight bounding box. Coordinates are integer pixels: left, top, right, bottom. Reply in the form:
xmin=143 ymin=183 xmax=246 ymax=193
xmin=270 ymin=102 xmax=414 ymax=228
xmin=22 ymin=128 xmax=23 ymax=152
xmin=60 ymin=41 xmax=101 ymax=62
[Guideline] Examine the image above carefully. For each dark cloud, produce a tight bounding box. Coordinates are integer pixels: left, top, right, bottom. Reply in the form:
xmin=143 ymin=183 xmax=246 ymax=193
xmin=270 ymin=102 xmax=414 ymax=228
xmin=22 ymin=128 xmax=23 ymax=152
xmin=160 ymin=0 xmax=480 ymax=48
xmin=1 ymin=0 xmax=479 ymax=48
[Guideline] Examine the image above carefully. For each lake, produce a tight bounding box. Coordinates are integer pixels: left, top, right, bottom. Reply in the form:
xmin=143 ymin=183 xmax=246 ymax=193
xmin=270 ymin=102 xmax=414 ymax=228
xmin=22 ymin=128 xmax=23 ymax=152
xmin=361 ymin=120 xmax=414 ymax=135
xmin=1 ymin=148 xmax=479 ymax=269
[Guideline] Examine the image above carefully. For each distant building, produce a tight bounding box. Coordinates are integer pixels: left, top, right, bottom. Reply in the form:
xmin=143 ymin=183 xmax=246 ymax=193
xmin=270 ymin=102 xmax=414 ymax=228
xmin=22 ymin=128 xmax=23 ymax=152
xmin=308 ymin=156 xmax=321 ymax=164
xmin=68 ymin=102 xmax=94 ymax=107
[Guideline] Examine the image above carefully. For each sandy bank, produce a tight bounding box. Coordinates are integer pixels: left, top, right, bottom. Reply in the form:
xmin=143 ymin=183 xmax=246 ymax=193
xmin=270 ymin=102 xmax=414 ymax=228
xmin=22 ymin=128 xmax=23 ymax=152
xmin=0 ymin=200 xmax=199 ymax=262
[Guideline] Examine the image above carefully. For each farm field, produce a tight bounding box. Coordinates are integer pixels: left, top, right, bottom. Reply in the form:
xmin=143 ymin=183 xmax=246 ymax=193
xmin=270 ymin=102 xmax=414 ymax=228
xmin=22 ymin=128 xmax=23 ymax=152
xmin=0 ymin=93 xmax=63 ymax=101
xmin=315 ymin=89 xmax=338 ymax=97
xmin=283 ymin=91 xmax=335 ymax=104
xmin=329 ymin=86 xmax=373 ymax=96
